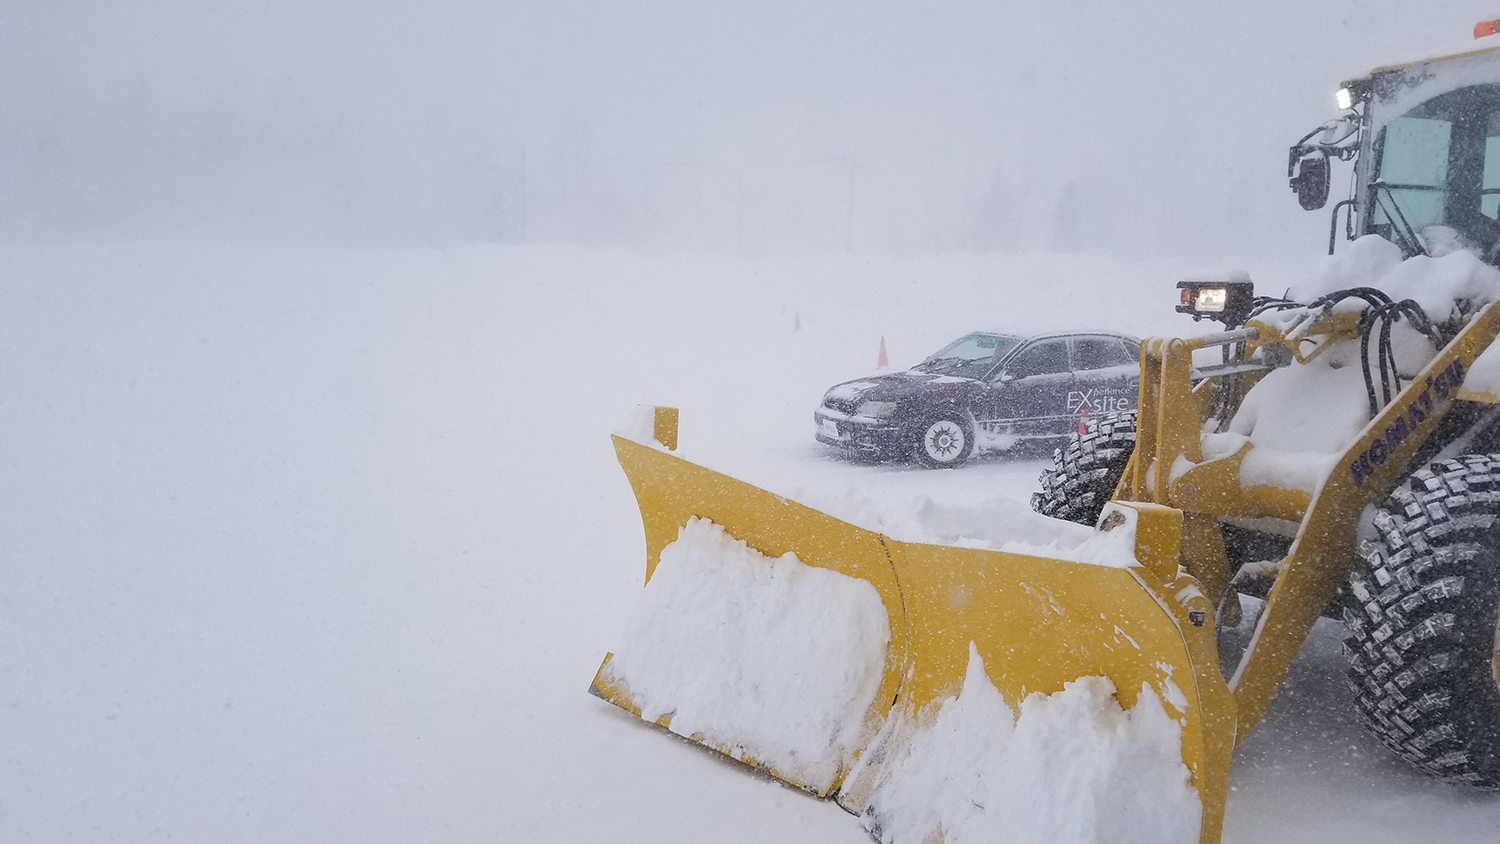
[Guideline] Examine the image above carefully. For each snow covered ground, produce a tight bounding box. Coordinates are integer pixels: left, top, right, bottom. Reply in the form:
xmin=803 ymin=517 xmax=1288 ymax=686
xmin=5 ymin=242 xmax=1500 ymax=842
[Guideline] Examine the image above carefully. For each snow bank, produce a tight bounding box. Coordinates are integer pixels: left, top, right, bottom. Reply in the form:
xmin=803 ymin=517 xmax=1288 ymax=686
xmin=857 ymin=643 xmax=1200 ymax=844
xmin=602 ymin=517 xmax=891 ymax=790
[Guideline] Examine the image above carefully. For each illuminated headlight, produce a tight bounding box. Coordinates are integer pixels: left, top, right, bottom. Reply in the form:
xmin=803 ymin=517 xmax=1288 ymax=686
xmin=856 ymin=400 xmax=897 ymax=419
xmin=1176 ymin=278 xmax=1254 ymax=325
xmin=1194 ymin=287 xmax=1228 ymax=313
xmin=1335 ymin=87 xmax=1353 ymax=111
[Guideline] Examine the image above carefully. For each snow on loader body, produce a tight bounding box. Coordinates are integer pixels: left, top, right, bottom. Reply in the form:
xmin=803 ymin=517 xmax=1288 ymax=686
xmin=593 ymin=28 xmax=1500 ymax=844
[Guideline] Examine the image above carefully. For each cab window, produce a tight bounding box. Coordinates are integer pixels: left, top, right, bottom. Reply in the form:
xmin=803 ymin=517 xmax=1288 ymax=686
xmin=1373 ymin=84 xmax=1500 ymax=251
xmin=1375 ymin=114 xmax=1450 ymax=232
xmin=1483 ymin=112 xmax=1500 ymax=219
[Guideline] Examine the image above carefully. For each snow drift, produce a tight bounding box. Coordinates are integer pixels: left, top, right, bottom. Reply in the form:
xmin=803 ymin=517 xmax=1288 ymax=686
xmin=601 ymin=517 xmax=891 ymax=791
xmin=856 ymin=644 xmax=1201 ymax=844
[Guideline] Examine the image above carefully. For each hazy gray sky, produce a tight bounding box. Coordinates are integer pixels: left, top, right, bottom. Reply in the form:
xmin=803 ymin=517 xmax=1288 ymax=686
xmin=2 ymin=1 xmax=1496 ymax=255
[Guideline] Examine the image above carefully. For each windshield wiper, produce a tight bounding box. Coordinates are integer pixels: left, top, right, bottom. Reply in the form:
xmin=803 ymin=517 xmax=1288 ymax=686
xmin=918 ymin=356 xmax=966 ymax=371
xmin=1370 ymin=180 xmax=1431 ymax=258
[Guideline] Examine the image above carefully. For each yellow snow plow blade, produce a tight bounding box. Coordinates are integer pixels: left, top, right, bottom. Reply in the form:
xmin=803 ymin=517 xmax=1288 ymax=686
xmin=591 ymin=425 xmax=1236 ymax=844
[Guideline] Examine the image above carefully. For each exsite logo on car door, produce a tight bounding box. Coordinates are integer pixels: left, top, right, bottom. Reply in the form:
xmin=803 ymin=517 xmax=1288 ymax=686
xmin=1066 ymin=389 xmax=1133 ymax=415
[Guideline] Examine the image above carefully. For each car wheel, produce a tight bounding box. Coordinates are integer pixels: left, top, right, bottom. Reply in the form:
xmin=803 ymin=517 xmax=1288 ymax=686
xmin=913 ymin=414 xmax=974 ymax=469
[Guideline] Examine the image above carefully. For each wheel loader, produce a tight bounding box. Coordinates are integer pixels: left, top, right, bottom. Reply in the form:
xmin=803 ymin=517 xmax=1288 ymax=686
xmin=590 ymin=26 xmax=1500 ymax=844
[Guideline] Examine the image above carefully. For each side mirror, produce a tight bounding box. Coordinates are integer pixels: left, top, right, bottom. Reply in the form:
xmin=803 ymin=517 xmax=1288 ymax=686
xmin=1290 ymin=153 xmax=1330 ymax=211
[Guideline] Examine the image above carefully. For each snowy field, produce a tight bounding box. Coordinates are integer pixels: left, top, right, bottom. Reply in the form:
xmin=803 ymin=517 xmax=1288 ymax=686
xmin=5 ymin=242 xmax=1500 ymax=843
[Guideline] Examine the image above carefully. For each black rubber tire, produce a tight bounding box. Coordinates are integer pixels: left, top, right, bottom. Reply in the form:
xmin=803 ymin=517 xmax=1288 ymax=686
xmin=1343 ymin=454 xmax=1500 ymax=788
xmin=912 ymin=413 xmax=975 ymax=469
xmin=1030 ymin=412 xmax=1137 ymax=526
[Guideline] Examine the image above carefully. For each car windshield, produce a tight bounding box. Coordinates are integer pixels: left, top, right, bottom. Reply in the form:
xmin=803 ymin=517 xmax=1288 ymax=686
xmin=914 ymin=333 xmax=1021 ymax=379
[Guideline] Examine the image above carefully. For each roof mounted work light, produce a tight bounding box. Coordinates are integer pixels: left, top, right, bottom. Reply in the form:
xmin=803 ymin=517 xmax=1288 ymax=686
xmin=1334 ymin=77 xmax=1370 ymax=111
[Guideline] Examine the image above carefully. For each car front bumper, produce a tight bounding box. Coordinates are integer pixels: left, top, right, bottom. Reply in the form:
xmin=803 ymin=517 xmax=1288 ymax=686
xmin=813 ymin=407 xmax=909 ymax=459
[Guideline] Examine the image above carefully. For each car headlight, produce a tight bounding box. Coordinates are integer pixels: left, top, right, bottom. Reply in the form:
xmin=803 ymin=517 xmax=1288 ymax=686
xmin=856 ymin=400 xmax=897 ymax=419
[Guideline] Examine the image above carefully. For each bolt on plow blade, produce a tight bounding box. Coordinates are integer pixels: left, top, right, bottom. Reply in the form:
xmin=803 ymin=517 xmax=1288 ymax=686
xmin=592 ymin=434 xmax=1236 ymax=844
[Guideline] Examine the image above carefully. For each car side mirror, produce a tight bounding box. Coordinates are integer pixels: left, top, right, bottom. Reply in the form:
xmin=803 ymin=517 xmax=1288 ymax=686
xmin=1290 ymin=153 xmax=1330 ymax=211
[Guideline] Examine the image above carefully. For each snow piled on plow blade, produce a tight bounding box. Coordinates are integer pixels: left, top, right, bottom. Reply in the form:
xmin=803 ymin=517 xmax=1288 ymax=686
xmin=601 ymin=517 xmax=890 ymax=791
xmin=856 ymin=643 xmax=1200 ymax=844
xmin=595 ymin=436 xmax=1234 ymax=843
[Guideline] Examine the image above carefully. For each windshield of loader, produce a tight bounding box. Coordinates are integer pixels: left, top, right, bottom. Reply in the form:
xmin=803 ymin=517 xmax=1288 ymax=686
xmin=1373 ymin=84 xmax=1500 ymax=256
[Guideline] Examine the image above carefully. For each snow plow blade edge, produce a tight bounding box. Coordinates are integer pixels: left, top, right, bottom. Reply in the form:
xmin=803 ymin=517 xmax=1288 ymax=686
xmin=592 ymin=433 xmax=1235 ymax=844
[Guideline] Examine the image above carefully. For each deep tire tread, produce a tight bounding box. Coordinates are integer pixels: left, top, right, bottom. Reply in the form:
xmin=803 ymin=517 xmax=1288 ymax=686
xmin=1030 ymin=412 xmax=1137 ymax=526
xmin=1344 ymin=454 xmax=1500 ymax=789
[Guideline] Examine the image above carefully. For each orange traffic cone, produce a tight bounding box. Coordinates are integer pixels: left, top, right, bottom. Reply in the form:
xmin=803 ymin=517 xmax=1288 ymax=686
xmin=877 ymin=337 xmax=889 ymax=369
xmin=1078 ymin=405 xmax=1090 ymax=435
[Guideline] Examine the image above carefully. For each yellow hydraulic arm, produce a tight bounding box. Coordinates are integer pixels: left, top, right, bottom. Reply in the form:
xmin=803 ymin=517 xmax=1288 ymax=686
xmin=1125 ymin=301 xmax=1500 ymax=738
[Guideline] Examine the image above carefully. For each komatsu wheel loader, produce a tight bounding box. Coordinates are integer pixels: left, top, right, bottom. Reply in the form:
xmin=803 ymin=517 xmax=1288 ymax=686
xmin=591 ymin=26 xmax=1500 ymax=844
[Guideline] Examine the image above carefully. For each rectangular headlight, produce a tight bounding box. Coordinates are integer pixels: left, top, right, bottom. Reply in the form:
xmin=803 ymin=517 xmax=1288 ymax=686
xmin=1175 ymin=278 xmax=1254 ymax=325
xmin=856 ymin=400 xmax=897 ymax=419
xmin=1195 ymin=288 xmax=1228 ymax=312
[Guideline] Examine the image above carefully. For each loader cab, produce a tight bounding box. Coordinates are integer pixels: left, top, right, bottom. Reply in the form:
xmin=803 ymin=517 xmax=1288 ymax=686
xmin=1366 ymin=83 xmax=1500 ymax=257
xmin=1293 ymin=39 xmax=1500 ymax=263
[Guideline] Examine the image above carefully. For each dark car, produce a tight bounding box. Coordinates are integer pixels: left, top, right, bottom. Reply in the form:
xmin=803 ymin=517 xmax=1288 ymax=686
xmin=814 ymin=331 xmax=1141 ymax=468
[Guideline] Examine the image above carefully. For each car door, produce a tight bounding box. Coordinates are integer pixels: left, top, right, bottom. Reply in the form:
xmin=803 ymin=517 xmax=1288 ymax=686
xmin=1068 ymin=336 xmax=1141 ymax=429
xmin=982 ymin=337 xmax=1074 ymax=438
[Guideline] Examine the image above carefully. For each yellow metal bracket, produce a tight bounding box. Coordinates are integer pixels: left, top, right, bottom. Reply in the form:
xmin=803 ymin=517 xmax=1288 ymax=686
xmin=1168 ymin=442 xmax=1311 ymax=522
xmin=1132 ymin=338 xmax=1204 ymax=502
xmin=1244 ymin=309 xmax=1363 ymax=366
xmin=651 ymin=406 xmax=679 ymax=451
